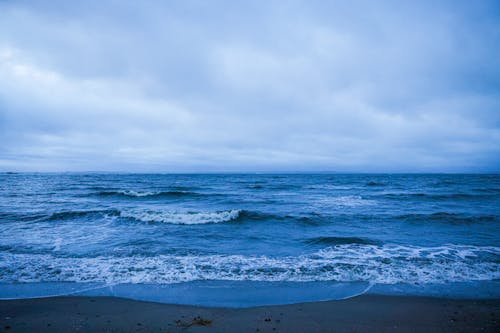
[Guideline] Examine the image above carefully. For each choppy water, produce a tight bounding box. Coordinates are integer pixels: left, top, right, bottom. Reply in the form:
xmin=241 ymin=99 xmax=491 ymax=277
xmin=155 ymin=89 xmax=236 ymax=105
xmin=0 ymin=173 xmax=499 ymax=306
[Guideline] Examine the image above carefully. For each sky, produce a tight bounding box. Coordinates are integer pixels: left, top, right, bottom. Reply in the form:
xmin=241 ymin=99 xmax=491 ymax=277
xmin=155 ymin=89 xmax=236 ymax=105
xmin=0 ymin=0 xmax=499 ymax=172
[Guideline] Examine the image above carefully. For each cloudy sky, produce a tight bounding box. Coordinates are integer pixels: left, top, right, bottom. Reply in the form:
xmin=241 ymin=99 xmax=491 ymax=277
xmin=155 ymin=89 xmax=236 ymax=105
xmin=0 ymin=0 xmax=499 ymax=172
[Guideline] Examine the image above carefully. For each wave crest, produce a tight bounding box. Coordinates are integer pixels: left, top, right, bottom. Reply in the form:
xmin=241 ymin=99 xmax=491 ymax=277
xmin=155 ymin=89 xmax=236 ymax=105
xmin=120 ymin=209 xmax=242 ymax=225
xmin=97 ymin=190 xmax=201 ymax=198
xmin=43 ymin=209 xmax=120 ymax=221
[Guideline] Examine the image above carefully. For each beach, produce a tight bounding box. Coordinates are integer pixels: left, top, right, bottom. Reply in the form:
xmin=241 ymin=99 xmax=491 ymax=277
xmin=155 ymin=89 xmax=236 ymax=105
xmin=1 ymin=295 xmax=498 ymax=332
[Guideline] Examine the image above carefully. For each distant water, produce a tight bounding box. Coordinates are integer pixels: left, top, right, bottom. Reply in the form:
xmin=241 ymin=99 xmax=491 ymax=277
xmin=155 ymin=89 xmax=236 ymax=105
xmin=0 ymin=173 xmax=499 ymax=306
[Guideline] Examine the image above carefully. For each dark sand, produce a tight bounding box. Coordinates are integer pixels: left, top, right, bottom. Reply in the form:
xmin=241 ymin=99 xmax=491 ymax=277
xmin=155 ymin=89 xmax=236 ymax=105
xmin=0 ymin=295 xmax=498 ymax=332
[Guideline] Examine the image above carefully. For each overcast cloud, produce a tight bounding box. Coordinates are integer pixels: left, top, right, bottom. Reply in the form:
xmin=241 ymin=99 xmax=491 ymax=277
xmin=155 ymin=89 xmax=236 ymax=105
xmin=0 ymin=0 xmax=499 ymax=172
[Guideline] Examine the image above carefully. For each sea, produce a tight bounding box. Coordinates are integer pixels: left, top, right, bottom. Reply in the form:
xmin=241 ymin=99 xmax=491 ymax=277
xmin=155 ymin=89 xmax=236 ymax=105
xmin=0 ymin=173 xmax=498 ymax=307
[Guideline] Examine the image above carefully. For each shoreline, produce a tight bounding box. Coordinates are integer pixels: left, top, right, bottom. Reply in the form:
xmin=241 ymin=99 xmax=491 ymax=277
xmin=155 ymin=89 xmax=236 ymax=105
xmin=1 ymin=294 xmax=498 ymax=332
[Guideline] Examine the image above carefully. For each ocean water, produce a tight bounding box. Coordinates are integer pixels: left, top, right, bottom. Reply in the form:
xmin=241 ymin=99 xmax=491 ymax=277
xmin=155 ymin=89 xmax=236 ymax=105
xmin=0 ymin=173 xmax=499 ymax=306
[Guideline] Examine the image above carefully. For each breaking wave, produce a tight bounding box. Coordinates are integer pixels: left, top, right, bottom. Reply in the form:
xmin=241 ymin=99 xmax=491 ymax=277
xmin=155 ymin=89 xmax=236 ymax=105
xmin=13 ymin=208 xmax=319 ymax=226
xmin=120 ymin=209 xmax=242 ymax=225
xmin=0 ymin=244 xmax=498 ymax=284
xmin=96 ymin=190 xmax=205 ymax=198
xmin=119 ymin=209 xmax=312 ymax=225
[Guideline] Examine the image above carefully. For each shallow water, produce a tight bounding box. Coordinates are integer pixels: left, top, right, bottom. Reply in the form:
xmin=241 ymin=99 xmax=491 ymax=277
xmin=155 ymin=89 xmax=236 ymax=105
xmin=0 ymin=173 xmax=498 ymax=305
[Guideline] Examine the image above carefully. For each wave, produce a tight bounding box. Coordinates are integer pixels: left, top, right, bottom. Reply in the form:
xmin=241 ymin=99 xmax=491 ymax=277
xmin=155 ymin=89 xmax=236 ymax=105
xmin=247 ymin=184 xmax=265 ymax=189
xmin=17 ymin=208 xmax=498 ymax=227
xmin=380 ymin=192 xmax=496 ymax=200
xmin=398 ymin=212 xmax=498 ymax=224
xmin=1 ymin=244 xmax=498 ymax=284
xmin=366 ymin=181 xmax=384 ymax=186
xmin=303 ymin=184 xmax=352 ymax=190
xmin=120 ymin=209 xmax=242 ymax=225
xmin=43 ymin=209 xmax=120 ymax=221
xmin=168 ymin=186 xmax=202 ymax=191
xmin=0 ymin=212 xmax=48 ymax=222
xmin=96 ymin=190 xmax=203 ymax=198
xmin=15 ymin=208 xmax=315 ymax=226
xmin=237 ymin=211 xmax=325 ymax=225
xmin=433 ymin=180 xmax=458 ymax=186
xmin=304 ymin=236 xmax=380 ymax=246
xmin=119 ymin=209 xmax=313 ymax=225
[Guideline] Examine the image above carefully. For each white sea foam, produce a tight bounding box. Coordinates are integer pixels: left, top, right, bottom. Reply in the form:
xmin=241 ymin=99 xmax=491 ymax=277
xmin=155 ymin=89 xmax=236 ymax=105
xmin=303 ymin=185 xmax=353 ymax=190
xmin=119 ymin=190 xmax=156 ymax=197
xmin=102 ymin=190 xmax=193 ymax=197
xmin=102 ymin=190 xmax=158 ymax=197
xmin=120 ymin=209 xmax=242 ymax=225
xmin=1 ymin=244 xmax=498 ymax=284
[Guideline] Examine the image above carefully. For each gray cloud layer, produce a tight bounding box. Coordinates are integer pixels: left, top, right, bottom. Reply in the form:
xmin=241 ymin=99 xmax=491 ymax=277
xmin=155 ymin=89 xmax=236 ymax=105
xmin=0 ymin=0 xmax=499 ymax=172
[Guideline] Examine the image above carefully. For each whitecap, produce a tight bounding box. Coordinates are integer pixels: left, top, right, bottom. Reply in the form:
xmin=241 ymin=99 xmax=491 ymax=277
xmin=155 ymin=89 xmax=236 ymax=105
xmin=120 ymin=209 xmax=242 ymax=225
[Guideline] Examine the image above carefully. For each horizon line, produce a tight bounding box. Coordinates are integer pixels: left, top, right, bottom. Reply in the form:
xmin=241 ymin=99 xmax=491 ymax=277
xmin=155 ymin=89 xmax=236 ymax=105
xmin=2 ymin=171 xmax=499 ymax=175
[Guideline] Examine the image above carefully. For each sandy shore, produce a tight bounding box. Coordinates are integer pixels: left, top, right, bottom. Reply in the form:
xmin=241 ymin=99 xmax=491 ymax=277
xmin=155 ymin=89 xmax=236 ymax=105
xmin=0 ymin=295 xmax=498 ymax=332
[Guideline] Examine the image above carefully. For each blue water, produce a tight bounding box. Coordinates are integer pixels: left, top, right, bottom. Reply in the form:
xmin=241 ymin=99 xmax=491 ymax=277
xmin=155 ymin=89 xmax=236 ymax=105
xmin=0 ymin=173 xmax=499 ymax=306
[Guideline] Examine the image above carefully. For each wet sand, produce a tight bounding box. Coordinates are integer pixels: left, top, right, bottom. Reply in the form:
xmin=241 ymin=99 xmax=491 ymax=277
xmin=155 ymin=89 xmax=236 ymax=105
xmin=0 ymin=295 xmax=498 ymax=332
